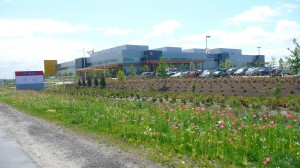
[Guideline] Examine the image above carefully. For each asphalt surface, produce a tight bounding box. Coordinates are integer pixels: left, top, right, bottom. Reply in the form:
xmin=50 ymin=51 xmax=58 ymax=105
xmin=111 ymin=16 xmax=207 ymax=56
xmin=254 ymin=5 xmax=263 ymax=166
xmin=0 ymin=103 xmax=164 ymax=168
xmin=0 ymin=129 xmax=38 ymax=168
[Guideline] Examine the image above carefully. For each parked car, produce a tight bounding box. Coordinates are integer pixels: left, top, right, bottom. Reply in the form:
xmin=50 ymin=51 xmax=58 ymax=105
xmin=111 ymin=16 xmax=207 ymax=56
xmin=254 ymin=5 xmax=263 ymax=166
xmin=212 ymin=69 xmax=228 ymax=77
xmin=189 ymin=70 xmax=201 ymax=77
xmin=234 ymin=68 xmax=248 ymax=76
xmin=226 ymin=67 xmax=238 ymax=75
xmin=269 ymin=68 xmax=282 ymax=77
xmin=245 ymin=67 xmax=259 ymax=76
xmin=257 ymin=67 xmax=270 ymax=76
xmin=141 ymin=72 xmax=155 ymax=77
xmin=171 ymin=72 xmax=182 ymax=77
xmin=201 ymin=70 xmax=212 ymax=78
xmin=166 ymin=72 xmax=176 ymax=76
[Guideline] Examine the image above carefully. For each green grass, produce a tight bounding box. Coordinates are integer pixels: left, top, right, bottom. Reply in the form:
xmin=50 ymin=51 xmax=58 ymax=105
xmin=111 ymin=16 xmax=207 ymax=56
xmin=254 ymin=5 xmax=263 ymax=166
xmin=0 ymin=87 xmax=299 ymax=167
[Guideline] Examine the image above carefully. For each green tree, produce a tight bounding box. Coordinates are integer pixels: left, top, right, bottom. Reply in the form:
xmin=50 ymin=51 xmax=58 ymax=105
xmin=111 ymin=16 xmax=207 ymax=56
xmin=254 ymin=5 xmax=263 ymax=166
xmin=224 ymin=58 xmax=232 ymax=68
xmin=129 ymin=64 xmax=136 ymax=77
xmin=77 ymin=79 xmax=82 ymax=86
xmin=219 ymin=61 xmax=225 ymax=68
xmin=189 ymin=62 xmax=194 ymax=71
xmin=100 ymin=73 xmax=106 ymax=88
xmin=279 ymin=58 xmax=284 ymax=70
xmin=142 ymin=64 xmax=150 ymax=72
xmin=156 ymin=56 xmax=168 ymax=78
xmin=180 ymin=63 xmax=185 ymax=72
xmin=94 ymin=77 xmax=98 ymax=86
xmin=287 ymin=38 xmax=300 ymax=74
xmin=117 ymin=70 xmax=125 ymax=88
xmin=87 ymin=77 xmax=92 ymax=86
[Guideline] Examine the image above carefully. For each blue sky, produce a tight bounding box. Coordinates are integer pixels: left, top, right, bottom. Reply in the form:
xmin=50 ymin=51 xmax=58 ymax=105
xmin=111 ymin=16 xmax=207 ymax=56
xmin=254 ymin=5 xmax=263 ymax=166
xmin=0 ymin=0 xmax=300 ymax=78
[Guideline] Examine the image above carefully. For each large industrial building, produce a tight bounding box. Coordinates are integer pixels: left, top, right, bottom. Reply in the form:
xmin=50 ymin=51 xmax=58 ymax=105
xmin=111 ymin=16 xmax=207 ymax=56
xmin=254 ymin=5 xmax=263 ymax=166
xmin=56 ymin=44 xmax=265 ymax=76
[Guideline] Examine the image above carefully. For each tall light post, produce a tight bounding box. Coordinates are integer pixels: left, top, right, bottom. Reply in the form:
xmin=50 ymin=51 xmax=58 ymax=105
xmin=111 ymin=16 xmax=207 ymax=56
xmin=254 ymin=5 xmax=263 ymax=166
xmin=83 ymin=48 xmax=86 ymax=81
xmin=206 ymin=35 xmax=211 ymax=53
xmin=257 ymin=46 xmax=261 ymax=56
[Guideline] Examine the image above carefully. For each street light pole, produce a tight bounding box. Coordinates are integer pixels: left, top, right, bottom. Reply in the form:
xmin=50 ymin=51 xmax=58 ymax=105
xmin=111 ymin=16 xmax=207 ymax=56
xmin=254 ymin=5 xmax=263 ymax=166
xmin=257 ymin=46 xmax=261 ymax=67
xmin=206 ymin=35 xmax=211 ymax=53
xmin=257 ymin=46 xmax=261 ymax=56
xmin=83 ymin=48 xmax=86 ymax=81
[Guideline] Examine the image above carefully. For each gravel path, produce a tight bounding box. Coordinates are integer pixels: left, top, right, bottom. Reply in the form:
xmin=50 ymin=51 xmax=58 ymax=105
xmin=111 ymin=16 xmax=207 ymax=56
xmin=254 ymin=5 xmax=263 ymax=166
xmin=0 ymin=103 xmax=164 ymax=168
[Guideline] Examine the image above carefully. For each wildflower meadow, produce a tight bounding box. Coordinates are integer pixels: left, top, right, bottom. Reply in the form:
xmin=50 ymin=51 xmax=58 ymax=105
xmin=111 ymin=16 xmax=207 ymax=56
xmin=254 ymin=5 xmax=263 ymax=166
xmin=0 ymin=87 xmax=299 ymax=167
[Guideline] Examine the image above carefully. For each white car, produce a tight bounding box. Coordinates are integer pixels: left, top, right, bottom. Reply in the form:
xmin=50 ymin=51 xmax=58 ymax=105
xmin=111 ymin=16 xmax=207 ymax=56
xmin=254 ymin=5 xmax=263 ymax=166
xmin=171 ymin=72 xmax=182 ymax=77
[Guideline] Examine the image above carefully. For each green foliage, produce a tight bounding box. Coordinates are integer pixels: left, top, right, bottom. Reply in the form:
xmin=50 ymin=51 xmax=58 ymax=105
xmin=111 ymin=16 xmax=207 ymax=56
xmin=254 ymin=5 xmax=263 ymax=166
xmin=156 ymin=56 xmax=168 ymax=78
xmin=189 ymin=62 xmax=194 ymax=71
xmin=129 ymin=64 xmax=136 ymax=77
xmin=94 ymin=77 xmax=98 ymax=86
xmin=100 ymin=73 xmax=106 ymax=88
xmin=287 ymin=38 xmax=300 ymax=74
xmin=1 ymin=87 xmax=299 ymax=167
xmin=82 ymin=78 xmax=86 ymax=86
xmin=117 ymin=70 xmax=125 ymax=84
xmin=142 ymin=64 xmax=150 ymax=72
xmin=191 ymin=82 xmax=196 ymax=93
xmin=273 ymin=82 xmax=282 ymax=99
xmin=87 ymin=77 xmax=92 ymax=86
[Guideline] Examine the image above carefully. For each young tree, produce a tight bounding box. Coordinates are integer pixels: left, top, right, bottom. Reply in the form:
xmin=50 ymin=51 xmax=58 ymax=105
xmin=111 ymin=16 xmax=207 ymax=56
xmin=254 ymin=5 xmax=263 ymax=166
xmin=142 ymin=64 xmax=150 ymax=72
xmin=287 ymin=38 xmax=300 ymax=74
xmin=180 ymin=63 xmax=185 ymax=72
xmin=224 ymin=58 xmax=232 ymax=68
xmin=100 ymin=73 xmax=106 ymax=88
xmin=279 ymin=58 xmax=284 ymax=70
xmin=117 ymin=70 xmax=125 ymax=88
xmin=94 ymin=77 xmax=98 ymax=86
xmin=129 ymin=64 xmax=136 ymax=77
xmin=156 ymin=56 xmax=168 ymax=78
xmin=189 ymin=62 xmax=194 ymax=71
xmin=87 ymin=76 xmax=92 ymax=86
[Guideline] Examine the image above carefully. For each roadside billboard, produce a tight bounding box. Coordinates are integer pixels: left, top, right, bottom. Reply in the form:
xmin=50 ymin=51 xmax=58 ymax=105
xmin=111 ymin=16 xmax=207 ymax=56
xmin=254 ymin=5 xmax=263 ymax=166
xmin=15 ymin=71 xmax=44 ymax=90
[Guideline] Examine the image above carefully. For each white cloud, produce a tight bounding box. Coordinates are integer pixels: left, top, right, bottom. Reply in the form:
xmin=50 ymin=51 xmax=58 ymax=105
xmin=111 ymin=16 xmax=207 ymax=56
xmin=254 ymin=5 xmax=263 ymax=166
xmin=222 ymin=6 xmax=277 ymax=25
xmin=170 ymin=19 xmax=300 ymax=63
xmin=103 ymin=27 xmax=134 ymax=36
xmin=279 ymin=2 xmax=299 ymax=13
xmin=0 ymin=36 xmax=92 ymax=78
xmin=0 ymin=18 xmax=89 ymax=37
xmin=144 ymin=19 xmax=181 ymax=38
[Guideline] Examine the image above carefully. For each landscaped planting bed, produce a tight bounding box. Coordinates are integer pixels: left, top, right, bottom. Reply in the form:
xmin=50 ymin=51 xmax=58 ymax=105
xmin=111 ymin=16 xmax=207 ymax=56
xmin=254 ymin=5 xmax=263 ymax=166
xmin=0 ymin=83 xmax=299 ymax=167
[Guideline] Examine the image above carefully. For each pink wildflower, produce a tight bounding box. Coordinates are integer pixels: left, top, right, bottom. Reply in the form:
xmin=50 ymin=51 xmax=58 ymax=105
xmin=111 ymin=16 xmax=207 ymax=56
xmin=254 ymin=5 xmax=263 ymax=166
xmin=213 ymin=129 xmax=217 ymax=133
xmin=153 ymin=132 xmax=159 ymax=135
xmin=253 ymin=124 xmax=257 ymax=127
xmin=252 ymin=114 xmax=257 ymax=118
xmin=286 ymin=125 xmax=291 ymax=129
xmin=141 ymin=118 xmax=144 ymax=121
xmin=201 ymin=107 xmax=205 ymax=113
xmin=169 ymin=108 xmax=174 ymax=112
xmin=144 ymin=131 xmax=147 ymax=135
xmin=263 ymin=157 xmax=271 ymax=164
xmin=268 ymin=121 xmax=276 ymax=128
xmin=286 ymin=113 xmax=293 ymax=119
xmin=294 ymin=119 xmax=298 ymax=123
xmin=191 ymin=125 xmax=196 ymax=129
xmin=260 ymin=125 xmax=266 ymax=130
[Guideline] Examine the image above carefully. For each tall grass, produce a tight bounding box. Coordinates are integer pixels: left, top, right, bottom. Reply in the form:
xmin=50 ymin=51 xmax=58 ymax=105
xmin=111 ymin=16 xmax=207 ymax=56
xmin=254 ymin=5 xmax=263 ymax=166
xmin=0 ymin=87 xmax=299 ymax=167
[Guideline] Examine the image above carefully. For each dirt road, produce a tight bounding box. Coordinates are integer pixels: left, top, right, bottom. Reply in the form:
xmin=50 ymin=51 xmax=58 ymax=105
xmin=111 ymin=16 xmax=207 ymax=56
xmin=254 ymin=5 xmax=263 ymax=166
xmin=0 ymin=103 xmax=163 ymax=168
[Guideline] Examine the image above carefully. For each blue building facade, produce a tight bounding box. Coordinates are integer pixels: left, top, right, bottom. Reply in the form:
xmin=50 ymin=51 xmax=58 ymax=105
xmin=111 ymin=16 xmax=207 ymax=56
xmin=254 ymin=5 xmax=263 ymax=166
xmin=57 ymin=44 xmax=265 ymax=76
